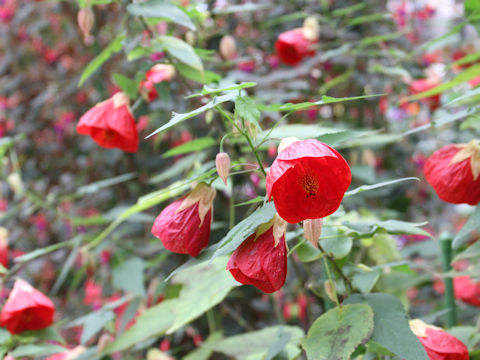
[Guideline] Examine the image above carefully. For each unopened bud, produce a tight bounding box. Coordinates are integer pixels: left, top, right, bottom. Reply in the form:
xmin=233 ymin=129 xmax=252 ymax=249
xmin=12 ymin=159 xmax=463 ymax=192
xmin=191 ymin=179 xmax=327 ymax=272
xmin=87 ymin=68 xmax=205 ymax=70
xmin=7 ymin=173 xmax=23 ymax=195
xmin=96 ymin=334 xmax=113 ymax=354
xmin=185 ymin=30 xmax=195 ymax=45
xmin=302 ymin=16 xmax=319 ymax=41
xmin=219 ymin=35 xmax=237 ymax=60
xmin=216 ymin=152 xmax=231 ymax=185
xmin=303 ymin=218 xmax=322 ymax=248
xmin=324 ymin=280 xmax=336 ymax=303
xmin=278 ymin=137 xmax=299 ymax=154
xmin=77 ymin=7 xmax=95 ymax=45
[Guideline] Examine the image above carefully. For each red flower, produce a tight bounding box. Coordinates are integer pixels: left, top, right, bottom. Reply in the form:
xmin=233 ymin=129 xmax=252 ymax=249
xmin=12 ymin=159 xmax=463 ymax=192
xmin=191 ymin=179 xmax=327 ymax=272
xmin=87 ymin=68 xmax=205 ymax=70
xmin=409 ymin=78 xmax=441 ymax=111
xmin=0 ymin=227 xmax=8 ymax=269
xmin=139 ymin=64 xmax=175 ymax=102
xmin=435 ymin=275 xmax=480 ymax=307
xmin=266 ymin=138 xmax=351 ymax=224
xmin=410 ymin=319 xmax=469 ymax=360
xmin=152 ymin=183 xmax=216 ymax=257
xmin=76 ymin=92 xmax=138 ymax=152
xmin=0 ymin=279 xmax=55 ymax=334
xmin=275 ymin=28 xmax=315 ymax=66
xmin=227 ymin=215 xmax=287 ymax=293
xmin=424 ymin=140 xmax=480 ymax=205
xmin=83 ymin=278 xmax=103 ymax=310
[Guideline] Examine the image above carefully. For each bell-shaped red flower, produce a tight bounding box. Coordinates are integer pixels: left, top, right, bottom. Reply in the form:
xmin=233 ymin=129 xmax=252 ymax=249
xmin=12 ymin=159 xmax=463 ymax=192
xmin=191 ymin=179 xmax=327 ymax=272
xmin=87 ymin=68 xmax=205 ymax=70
xmin=266 ymin=138 xmax=351 ymax=224
xmin=152 ymin=183 xmax=216 ymax=257
xmin=76 ymin=92 xmax=138 ymax=152
xmin=453 ymin=275 xmax=480 ymax=307
xmin=139 ymin=64 xmax=175 ymax=102
xmin=275 ymin=28 xmax=316 ymax=66
xmin=0 ymin=279 xmax=55 ymax=334
xmin=227 ymin=214 xmax=287 ymax=293
xmin=410 ymin=319 xmax=469 ymax=360
xmin=424 ymin=140 xmax=480 ymax=205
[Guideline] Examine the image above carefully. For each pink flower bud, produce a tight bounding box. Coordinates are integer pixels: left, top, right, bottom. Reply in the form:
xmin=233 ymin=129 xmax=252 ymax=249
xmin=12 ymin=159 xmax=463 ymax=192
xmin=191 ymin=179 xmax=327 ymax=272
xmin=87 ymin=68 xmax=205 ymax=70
xmin=216 ymin=152 xmax=231 ymax=185
xmin=303 ymin=218 xmax=323 ymax=248
xmin=77 ymin=7 xmax=94 ymax=44
xmin=219 ymin=35 xmax=237 ymax=60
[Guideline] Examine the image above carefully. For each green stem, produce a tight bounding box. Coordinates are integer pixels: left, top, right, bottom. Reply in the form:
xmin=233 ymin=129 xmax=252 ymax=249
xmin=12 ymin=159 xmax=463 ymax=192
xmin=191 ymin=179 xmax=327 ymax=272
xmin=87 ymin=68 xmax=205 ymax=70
xmin=229 ymin=177 xmax=235 ymax=229
xmin=440 ymin=233 xmax=457 ymax=328
xmin=318 ymin=242 xmax=354 ymax=293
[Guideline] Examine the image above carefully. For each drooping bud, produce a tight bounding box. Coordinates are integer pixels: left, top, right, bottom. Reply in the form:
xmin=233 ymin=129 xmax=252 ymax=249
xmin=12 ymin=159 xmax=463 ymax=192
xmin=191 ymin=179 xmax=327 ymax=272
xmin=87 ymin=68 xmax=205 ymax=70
xmin=7 ymin=173 xmax=23 ymax=195
xmin=302 ymin=16 xmax=319 ymax=41
xmin=323 ymin=280 xmax=336 ymax=303
xmin=77 ymin=7 xmax=95 ymax=45
xmin=409 ymin=319 xmax=469 ymax=360
xmin=216 ymin=152 xmax=231 ymax=185
xmin=219 ymin=35 xmax=237 ymax=60
xmin=303 ymin=218 xmax=323 ymax=248
xmin=139 ymin=64 xmax=176 ymax=102
xmin=152 ymin=183 xmax=216 ymax=257
xmin=227 ymin=214 xmax=287 ymax=293
xmin=277 ymin=136 xmax=299 ymax=154
xmin=185 ymin=30 xmax=195 ymax=45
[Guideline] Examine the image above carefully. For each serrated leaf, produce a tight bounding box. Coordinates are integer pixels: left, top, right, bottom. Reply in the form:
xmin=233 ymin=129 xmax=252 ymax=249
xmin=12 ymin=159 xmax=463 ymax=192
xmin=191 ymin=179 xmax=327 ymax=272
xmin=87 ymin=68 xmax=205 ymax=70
xmin=345 ymin=293 xmax=429 ymax=360
xmin=343 ymin=219 xmax=431 ymax=238
xmin=146 ymin=92 xmax=238 ymax=138
xmin=235 ymin=96 xmax=261 ymax=129
xmin=211 ymin=325 xmax=304 ymax=360
xmin=453 ymin=204 xmax=480 ymax=248
xmin=79 ymin=34 xmax=125 ymax=86
xmin=211 ymin=202 xmax=276 ymax=260
xmin=302 ymin=304 xmax=374 ymax=360
xmin=127 ymin=0 xmax=195 ymax=30
xmin=162 ymin=137 xmax=216 ymax=158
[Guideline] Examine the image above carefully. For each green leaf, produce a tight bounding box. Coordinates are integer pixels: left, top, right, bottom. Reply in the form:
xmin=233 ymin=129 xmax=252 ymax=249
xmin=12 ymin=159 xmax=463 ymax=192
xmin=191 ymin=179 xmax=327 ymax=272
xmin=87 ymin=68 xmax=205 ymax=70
xmin=156 ymin=36 xmax=202 ymax=71
xmin=146 ymin=92 xmax=238 ymax=138
xmin=175 ymin=63 xmax=221 ymax=84
xmin=0 ymin=328 xmax=11 ymax=344
xmin=260 ymin=125 xmax=346 ymax=141
xmin=234 ymin=196 xmax=265 ymax=207
xmin=454 ymin=240 xmax=480 ymax=261
xmin=184 ymin=332 xmax=223 ymax=360
xmin=348 ymin=13 xmax=392 ymax=26
xmin=345 ymin=293 xmax=429 ymax=360
xmin=162 ymin=137 xmax=216 ymax=158
xmin=235 ymin=96 xmax=261 ymax=129
xmin=320 ymin=236 xmax=353 ymax=259
xmin=187 ymin=82 xmax=257 ymax=98
xmin=112 ymin=258 xmax=146 ymax=297
xmin=167 ymin=256 xmax=238 ymax=334
xmin=211 ymin=202 xmax=276 ymax=260
xmin=359 ymin=32 xmax=403 ymax=46
xmin=345 ymin=177 xmax=419 ymax=196
xmin=453 ymin=205 xmax=480 ymax=248
xmin=79 ymin=34 xmax=125 ymax=86
xmin=112 ymin=73 xmax=138 ymax=100
xmin=16 ymin=327 xmax=65 ymax=344
xmin=211 ymin=325 xmax=304 ymax=360
xmin=296 ymin=241 xmax=323 ymax=262
xmin=77 ymin=172 xmax=137 ymax=196
xmin=352 ymin=269 xmax=381 ymax=294
xmin=407 ymin=64 xmax=480 ymax=101
xmin=14 ymin=241 xmax=73 ymax=263
xmin=127 ymin=0 xmax=196 ymax=30
xmin=343 ymin=219 xmax=431 ymax=238
xmin=10 ymin=344 xmax=67 ymax=357
xmin=332 ymin=3 xmax=366 ymax=17
xmin=302 ymin=304 xmax=374 ymax=360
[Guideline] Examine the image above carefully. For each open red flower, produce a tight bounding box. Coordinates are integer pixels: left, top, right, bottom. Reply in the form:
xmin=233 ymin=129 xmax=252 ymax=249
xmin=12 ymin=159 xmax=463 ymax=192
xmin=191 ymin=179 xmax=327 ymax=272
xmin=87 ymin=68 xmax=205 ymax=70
xmin=266 ymin=138 xmax=351 ymax=224
xmin=275 ymin=28 xmax=316 ymax=66
xmin=410 ymin=319 xmax=469 ymax=360
xmin=409 ymin=78 xmax=441 ymax=111
xmin=76 ymin=92 xmax=138 ymax=152
xmin=0 ymin=279 xmax=55 ymax=334
xmin=424 ymin=140 xmax=480 ymax=205
xmin=152 ymin=183 xmax=216 ymax=257
xmin=227 ymin=214 xmax=287 ymax=293
xmin=139 ymin=64 xmax=175 ymax=102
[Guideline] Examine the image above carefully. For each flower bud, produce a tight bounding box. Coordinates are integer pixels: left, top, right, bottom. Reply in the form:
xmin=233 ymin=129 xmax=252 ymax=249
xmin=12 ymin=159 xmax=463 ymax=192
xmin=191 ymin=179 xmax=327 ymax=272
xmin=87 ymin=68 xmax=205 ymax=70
xmin=303 ymin=218 xmax=322 ymax=248
xmin=185 ymin=30 xmax=195 ymax=45
xmin=323 ymin=280 xmax=336 ymax=303
xmin=219 ymin=35 xmax=237 ymax=60
xmin=216 ymin=152 xmax=231 ymax=185
xmin=0 ymin=227 xmax=8 ymax=269
xmin=302 ymin=16 xmax=319 ymax=41
xmin=7 ymin=173 xmax=23 ymax=195
xmin=77 ymin=7 xmax=94 ymax=44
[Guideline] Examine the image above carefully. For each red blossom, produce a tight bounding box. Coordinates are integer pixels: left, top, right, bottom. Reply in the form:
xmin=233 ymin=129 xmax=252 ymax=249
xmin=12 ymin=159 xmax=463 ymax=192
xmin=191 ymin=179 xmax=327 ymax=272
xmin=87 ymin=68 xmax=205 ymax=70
xmin=0 ymin=227 xmax=8 ymax=269
xmin=227 ymin=215 xmax=287 ymax=293
xmin=275 ymin=28 xmax=315 ymax=66
xmin=152 ymin=183 xmax=216 ymax=257
xmin=266 ymin=138 xmax=351 ymax=224
xmin=410 ymin=319 xmax=469 ymax=360
xmin=0 ymin=279 xmax=55 ymax=334
xmin=409 ymin=78 xmax=441 ymax=111
xmin=76 ymin=92 xmax=138 ymax=152
xmin=139 ymin=64 xmax=175 ymax=102
xmin=424 ymin=140 xmax=480 ymax=205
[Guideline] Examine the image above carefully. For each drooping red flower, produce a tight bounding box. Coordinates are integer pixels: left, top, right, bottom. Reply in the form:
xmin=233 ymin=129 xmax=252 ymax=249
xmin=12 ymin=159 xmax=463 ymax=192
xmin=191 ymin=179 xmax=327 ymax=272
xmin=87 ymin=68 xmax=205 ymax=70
xmin=139 ymin=64 xmax=175 ymax=102
xmin=0 ymin=227 xmax=8 ymax=269
xmin=435 ymin=274 xmax=480 ymax=307
xmin=76 ymin=92 xmax=138 ymax=152
xmin=410 ymin=319 xmax=469 ymax=360
xmin=424 ymin=140 xmax=480 ymax=205
xmin=0 ymin=279 xmax=55 ymax=334
xmin=152 ymin=183 xmax=216 ymax=257
xmin=227 ymin=215 xmax=287 ymax=293
xmin=275 ymin=28 xmax=315 ymax=66
xmin=266 ymin=138 xmax=351 ymax=224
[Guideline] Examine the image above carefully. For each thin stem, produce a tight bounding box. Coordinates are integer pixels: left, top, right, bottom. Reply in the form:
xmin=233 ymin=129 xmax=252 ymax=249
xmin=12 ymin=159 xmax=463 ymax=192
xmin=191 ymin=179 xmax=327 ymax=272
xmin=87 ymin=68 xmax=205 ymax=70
xmin=229 ymin=177 xmax=235 ymax=229
xmin=206 ymin=309 xmax=216 ymax=334
xmin=318 ymin=242 xmax=354 ymax=293
xmin=323 ymin=257 xmax=340 ymax=307
xmin=440 ymin=233 xmax=457 ymax=327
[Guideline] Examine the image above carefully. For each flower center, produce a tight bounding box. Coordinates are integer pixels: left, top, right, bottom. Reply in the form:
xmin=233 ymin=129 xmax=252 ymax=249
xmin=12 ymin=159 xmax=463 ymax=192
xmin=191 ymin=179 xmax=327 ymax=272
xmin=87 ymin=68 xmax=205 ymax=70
xmin=103 ymin=129 xmax=116 ymax=141
xmin=300 ymin=174 xmax=318 ymax=198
